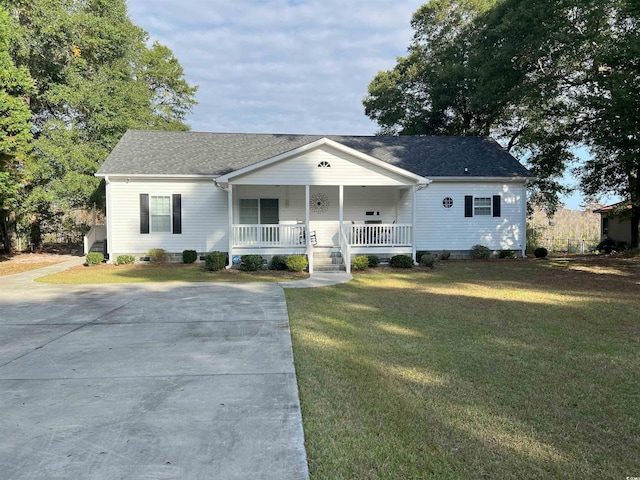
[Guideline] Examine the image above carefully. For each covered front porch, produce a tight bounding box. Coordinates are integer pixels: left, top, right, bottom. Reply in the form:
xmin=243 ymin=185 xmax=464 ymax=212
xmin=226 ymin=185 xmax=418 ymax=273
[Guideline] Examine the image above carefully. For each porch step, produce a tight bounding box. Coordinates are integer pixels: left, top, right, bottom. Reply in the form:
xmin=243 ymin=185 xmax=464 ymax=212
xmin=313 ymin=248 xmax=346 ymax=272
xmin=90 ymin=241 xmax=105 ymax=253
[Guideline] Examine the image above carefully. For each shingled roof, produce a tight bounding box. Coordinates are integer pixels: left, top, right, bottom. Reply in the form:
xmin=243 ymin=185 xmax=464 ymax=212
xmin=97 ymin=130 xmax=532 ymax=178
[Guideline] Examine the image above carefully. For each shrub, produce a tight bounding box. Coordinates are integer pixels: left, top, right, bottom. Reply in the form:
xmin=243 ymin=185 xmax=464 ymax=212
xmin=205 ymin=251 xmax=227 ymax=271
xmin=596 ymin=238 xmax=616 ymax=254
xmin=498 ymin=249 xmax=516 ymax=259
xmin=419 ymin=253 xmax=438 ymax=268
xmin=352 ymin=256 xmax=369 ymax=270
xmin=415 ymin=250 xmax=430 ymax=263
xmin=390 ymin=254 xmax=413 ymax=268
xmin=269 ymin=255 xmax=288 ymax=270
xmin=85 ymin=252 xmax=104 ymax=266
xmin=116 ymin=254 xmax=135 ymax=265
xmin=440 ymin=250 xmax=451 ymax=260
xmin=534 ymin=247 xmax=548 ymax=258
xmin=182 ymin=250 xmax=198 ymax=264
xmin=366 ymin=255 xmax=380 ymax=268
xmin=286 ymin=255 xmax=308 ymax=272
xmin=148 ymin=248 xmax=167 ymax=263
xmin=241 ymin=254 xmax=264 ymax=271
xmin=471 ymin=244 xmax=491 ymax=260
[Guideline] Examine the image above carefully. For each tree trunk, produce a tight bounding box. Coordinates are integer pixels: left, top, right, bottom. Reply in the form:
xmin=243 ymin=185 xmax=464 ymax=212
xmin=0 ymin=213 xmax=11 ymax=253
xmin=631 ymin=205 xmax=640 ymax=249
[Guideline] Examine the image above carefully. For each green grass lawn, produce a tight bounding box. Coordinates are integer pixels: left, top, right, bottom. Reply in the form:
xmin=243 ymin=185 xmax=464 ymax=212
xmin=285 ymin=257 xmax=640 ymax=479
xmin=36 ymin=263 xmax=308 ymax=283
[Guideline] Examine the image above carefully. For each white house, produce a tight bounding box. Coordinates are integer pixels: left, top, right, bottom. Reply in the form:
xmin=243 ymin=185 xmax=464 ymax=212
xmin=94 ymin=131 xmax=532 ymax=273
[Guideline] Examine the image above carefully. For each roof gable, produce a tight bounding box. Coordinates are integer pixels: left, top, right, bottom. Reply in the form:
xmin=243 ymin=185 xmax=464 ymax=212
xmin=96 ymin=130 xmax=532 ymax=179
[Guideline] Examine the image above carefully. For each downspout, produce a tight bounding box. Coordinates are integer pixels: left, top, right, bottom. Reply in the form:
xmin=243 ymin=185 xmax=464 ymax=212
xmin=104 ymin=176 xmax=113 ymax=263
xmin=413 ymin=180 xmax=430 ymax=264
xmin=214 ymin=180 xmax=234 ymax=269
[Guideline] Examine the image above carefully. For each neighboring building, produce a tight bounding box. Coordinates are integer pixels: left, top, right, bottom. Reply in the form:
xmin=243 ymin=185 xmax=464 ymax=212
xmin=594 ymin=202 xmax=635 ymax=247
xmin=94 ymin=131 xmax=532 ymax=272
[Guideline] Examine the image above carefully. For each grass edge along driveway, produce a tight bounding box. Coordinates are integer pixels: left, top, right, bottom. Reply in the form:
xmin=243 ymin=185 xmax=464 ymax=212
xmin=285 ymin=258 xmax=640 ymax=479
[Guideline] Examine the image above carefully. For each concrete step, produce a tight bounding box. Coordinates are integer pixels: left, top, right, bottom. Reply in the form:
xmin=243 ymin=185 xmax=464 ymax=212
xmin=313 ymin=250 xmax=343 ymax=266
xmin=313 ymin=264 xmax=347 ymax=273
xmin=90 ymin=241 xmax=104 ymax=253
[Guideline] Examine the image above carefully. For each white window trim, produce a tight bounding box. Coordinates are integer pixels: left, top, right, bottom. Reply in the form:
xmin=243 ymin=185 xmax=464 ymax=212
xmin=150 ymin=195 xmax=172 ymax=233
xmin=474 ymin=197 xmax=492 ymax=216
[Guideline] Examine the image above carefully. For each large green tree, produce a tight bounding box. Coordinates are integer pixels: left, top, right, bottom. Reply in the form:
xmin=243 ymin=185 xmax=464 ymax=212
xmin=0 ymin=6 xmax=34 ymax=252
xmin=364 ymin=0 xmax=640 ymax=246
xmin=1 ymin=0 xmax=197 ymax=248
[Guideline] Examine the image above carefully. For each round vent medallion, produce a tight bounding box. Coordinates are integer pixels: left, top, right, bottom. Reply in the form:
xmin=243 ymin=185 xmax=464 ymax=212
xmin=310 ymin=193 xmax=330 ymax=214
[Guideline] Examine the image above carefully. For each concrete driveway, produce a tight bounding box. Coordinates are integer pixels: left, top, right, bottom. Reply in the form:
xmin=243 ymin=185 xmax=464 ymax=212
xmin=0 ymin=260 xmax=309 ymax=479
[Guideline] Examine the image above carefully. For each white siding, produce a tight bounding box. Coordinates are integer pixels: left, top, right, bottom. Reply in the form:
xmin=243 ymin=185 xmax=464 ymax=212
xmin=416 ymin=181 xmax=526 ymax=251
xmin=231 ymin=145 xmax=414 ymax=186
xmin=107 ymin=178 xmax=228 ymax=256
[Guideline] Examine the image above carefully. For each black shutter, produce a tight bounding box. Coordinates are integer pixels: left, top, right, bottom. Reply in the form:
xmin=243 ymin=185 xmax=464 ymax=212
xmin=140 ymin=194 xmax=149 ymax=234
xmin=172 ymin=194 xmax=182 ymax=234
xmin=464 ymin=195 xmax=473 ymax=217
xmin=493 ymin=195 xmax=501 ymax=217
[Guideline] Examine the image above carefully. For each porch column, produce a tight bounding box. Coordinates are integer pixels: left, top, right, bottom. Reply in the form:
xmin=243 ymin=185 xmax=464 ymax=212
xmin=227 ymin=184 xmax=233 ymax=269
xmin=412 ymin=185 xmax=417 ymax=264
xmin=339 ymin=184 xmax=344 ymax=227
xmin=306 ymin=185 xmax=313 ymax=274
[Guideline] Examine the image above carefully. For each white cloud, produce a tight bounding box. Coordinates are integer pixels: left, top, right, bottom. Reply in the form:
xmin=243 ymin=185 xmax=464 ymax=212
xmin=127 ymin=0 xmax=424 ymax=134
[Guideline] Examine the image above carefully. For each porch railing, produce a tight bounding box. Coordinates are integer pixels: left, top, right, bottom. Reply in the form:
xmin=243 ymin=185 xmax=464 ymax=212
xmin=83 ymin=225 xmax=107 ymax=254
xmin=232 ymin=224 xmax=306 ymax=247
xmin=339 ymin=225 xmax=352 ymax=274
xmin=347 ymin=223 xmax=412 ymax=246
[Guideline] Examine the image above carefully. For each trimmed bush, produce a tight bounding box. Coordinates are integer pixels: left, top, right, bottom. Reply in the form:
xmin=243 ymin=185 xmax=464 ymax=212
xmin=498 ymin=249 xmax=516 ymax=259
xmin=182 ymin=250 xmax=198 ymax=264
xmin=148 ymin=248 xmax=167 ymax=263
xmin=205 ymin=251 xmax=227 ymax=271
xmin=366 ymin=255 xmax=380 ymax=268
xmin=390 ymin=254 xmax=413 ymax=268
xmin=116 ymin=254 xmax=135 ymax=265
xmin=415 ymin=250 xmax=429 ymax=263
xmin=269 ymin=255 xmax=288 ymax=271
xmin=440 ymin=250 xmax=451 ymax=260
xmin=471 ymin=244 xmax=491 ymax=260
xmin=419 ymin=253 xmax=438 ymax=268
xmin=241 ymin=254 xmax=264 ymax=271
xmin=85 ymin=252 xmax=104 ymax=266
xmin=534 ymin=247 xmax=548 ymax=258
xmin=286 ymin=255 xmax=308 ymax=272
xmin=352 ymin=256 xmax=369 ymax=271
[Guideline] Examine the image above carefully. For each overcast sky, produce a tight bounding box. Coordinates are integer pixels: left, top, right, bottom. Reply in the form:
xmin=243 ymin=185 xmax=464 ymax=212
xmin=127 ymin=0 xmax=424 ymax=136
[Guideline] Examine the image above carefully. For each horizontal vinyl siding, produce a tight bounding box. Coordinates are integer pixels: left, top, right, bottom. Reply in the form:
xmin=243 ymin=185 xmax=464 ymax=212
xmin=231 ymin=145 xmax=414 ymax=186
xmin=108 ymin=179 xmax=228 ymax=255
xmin=416 ymin=181 xmax=526 ymax=251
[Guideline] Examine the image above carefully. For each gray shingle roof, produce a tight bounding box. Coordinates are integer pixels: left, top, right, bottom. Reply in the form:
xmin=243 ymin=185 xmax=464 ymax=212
xmin=97 ymin=130 xmax=532 ymax=178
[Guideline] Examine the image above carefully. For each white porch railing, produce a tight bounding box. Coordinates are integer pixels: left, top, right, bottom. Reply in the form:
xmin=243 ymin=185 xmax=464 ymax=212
xmin=232 ymin=224 xmax=307 ymax=247
xmin=83 ymin=225 xmax=107 ymax=254
xmin=346 ymin=223 xmax=412 ymax=246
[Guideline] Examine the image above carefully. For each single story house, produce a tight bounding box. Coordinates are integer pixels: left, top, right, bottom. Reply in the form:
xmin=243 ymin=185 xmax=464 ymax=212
xmin=594 ymin=202 xmax=635 ymax=248
xmin=94 ymin=131 xmax=532 ymax=273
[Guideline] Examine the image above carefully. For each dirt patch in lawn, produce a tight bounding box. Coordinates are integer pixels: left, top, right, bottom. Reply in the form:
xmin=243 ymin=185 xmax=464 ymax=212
xmin=0 ymin=244 xmax=82 ymax=276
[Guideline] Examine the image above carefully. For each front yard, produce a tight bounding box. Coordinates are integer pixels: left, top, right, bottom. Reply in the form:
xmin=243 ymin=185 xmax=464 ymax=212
xmin=285 ymin=257 xmax=640 ymax=479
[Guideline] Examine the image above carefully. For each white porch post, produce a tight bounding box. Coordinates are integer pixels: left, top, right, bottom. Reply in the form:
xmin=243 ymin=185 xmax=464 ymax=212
xmin=339 ymin=185 xmax=344 ymax=227
xmin=306 ymin=185 xmax=313 ymax=274
xmin=412 ymin=185 xmax=418 ymax=264
xmin=521 ymin=183 xmax=528 ymax=258
xmin=227 ymin=184 xmax=233 ymax=269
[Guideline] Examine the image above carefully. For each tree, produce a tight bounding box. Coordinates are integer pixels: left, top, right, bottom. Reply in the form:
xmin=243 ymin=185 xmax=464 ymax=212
xmin=363 ymin=0 xmax=640 ymax=246
xmin=1 ymin=0 xmax=197 ymax=248
xmin=0 ymin=6 xmax=34 ymax=251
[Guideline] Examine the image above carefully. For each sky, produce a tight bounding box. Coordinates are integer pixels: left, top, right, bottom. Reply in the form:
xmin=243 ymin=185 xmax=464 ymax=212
xmin=126 ymin=0 xmax=608 ymax=210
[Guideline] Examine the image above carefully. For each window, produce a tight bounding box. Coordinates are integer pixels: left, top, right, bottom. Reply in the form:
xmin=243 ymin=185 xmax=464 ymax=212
xmin=317 ymin=161 xmax=331 ymax=168
xmin=151 ymin=196 xmax=171 ymax=232
xmin=140 ymin=193 xmax=181 ymax=234
xmin=465 ymin=195 xmax=501 ymax=218
xmin=442 ymin=197 xmax=453 ymax=209
xmin=239 ymin=198 xmax=279 ymax=224
xmin=474 ymin=197 xmax=492 ymax=216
